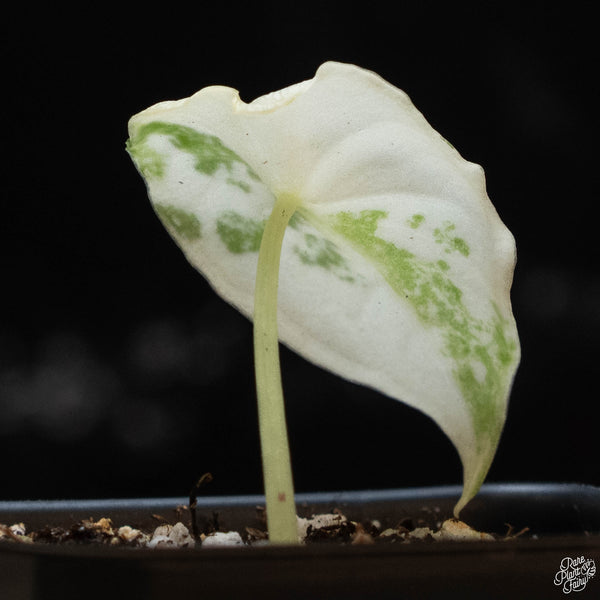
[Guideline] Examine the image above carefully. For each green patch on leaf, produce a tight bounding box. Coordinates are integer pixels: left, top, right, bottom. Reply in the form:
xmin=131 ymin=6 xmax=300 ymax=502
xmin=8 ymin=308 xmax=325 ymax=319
xmin=216 ymin=209 xmax=356 ymax=283
xmin=126 ymin=137 xmax=165 ymax=178
xmin=226 ymin=178 xmax=252 ymax=193
xmin=454 ymin=307 xmax=518 ymax=447
xmin=217 ymin=211 xmax=265 ymax=253
xmin=294 ymin=233 xmax=355 ymax=282
xmin=287 ymin=212 xmax=307 ymax=230
xmin=407 ymin=213 xmax=425 ymax=229
xmin=330 ymin=210 xmax=517 ymax=448
xmin=154 ymin=204 xmax=202 ymax=241
xmin=128 ymin=121 xmax=260 ymax=190
xmin=433 ymin=221 xmax=470 ymax=257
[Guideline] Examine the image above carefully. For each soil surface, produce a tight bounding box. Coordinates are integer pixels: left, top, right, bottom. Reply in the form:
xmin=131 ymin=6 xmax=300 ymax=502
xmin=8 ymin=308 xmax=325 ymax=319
xmin=0 ymin=505 xmax=529 ymax=549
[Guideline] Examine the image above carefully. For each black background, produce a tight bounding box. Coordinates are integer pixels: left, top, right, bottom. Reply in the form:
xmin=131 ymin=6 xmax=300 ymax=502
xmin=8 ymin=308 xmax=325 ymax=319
xmin=1 ymin=3 xmax=597 ymax=501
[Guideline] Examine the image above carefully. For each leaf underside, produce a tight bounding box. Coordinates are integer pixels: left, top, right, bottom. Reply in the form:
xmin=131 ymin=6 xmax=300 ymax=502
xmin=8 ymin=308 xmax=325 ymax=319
xmin=127 ymin=62 xmax=520 ymax=515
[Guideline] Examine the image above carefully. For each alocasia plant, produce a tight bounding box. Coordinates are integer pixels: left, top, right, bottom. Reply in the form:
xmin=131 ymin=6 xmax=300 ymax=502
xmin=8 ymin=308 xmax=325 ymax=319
xmin=127 ymin=62 xmax=520 ymax=544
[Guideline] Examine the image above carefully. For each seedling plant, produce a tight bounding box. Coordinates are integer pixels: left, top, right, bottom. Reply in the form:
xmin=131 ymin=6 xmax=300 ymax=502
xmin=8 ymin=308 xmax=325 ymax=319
xmin=127 ymin=62 xmax=520 ymax=544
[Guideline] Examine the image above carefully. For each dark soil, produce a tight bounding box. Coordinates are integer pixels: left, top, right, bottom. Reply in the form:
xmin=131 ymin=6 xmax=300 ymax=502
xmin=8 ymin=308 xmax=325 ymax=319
xmin=0 ymin=503 xmax=529 ymax=549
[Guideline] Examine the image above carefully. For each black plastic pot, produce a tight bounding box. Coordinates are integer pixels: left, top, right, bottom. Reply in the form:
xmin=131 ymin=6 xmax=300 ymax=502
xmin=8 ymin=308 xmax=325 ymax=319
xmin=1 ymin=483 xmax=599 ymax=599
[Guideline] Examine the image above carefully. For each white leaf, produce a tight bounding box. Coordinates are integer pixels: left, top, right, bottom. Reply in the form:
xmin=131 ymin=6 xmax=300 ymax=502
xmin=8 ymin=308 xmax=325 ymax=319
xmin=127 ymin=62 xmax=520 ymax=514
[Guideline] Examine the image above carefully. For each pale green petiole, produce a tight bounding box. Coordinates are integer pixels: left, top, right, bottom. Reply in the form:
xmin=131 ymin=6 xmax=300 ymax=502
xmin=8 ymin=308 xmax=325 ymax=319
xmin=253 ymin=193 xmax=301 ymax=544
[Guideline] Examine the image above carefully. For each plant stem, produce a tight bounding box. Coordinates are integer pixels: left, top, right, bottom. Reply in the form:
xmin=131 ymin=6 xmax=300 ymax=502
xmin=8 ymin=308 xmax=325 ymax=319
xmin=253 ymin=193 xmax=300 ymax=544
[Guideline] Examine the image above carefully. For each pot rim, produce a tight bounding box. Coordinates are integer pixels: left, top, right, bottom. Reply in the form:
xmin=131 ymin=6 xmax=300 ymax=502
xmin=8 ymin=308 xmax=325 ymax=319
xmin=1 ymin=481 xmax=599 ymax=557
